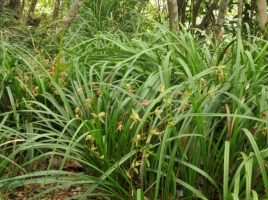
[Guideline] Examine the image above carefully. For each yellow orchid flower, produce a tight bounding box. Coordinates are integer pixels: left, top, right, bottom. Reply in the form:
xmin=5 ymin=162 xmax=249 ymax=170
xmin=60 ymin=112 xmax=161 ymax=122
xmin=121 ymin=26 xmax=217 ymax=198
xmin=159 ymin=83 xmax=165 ymax=94
xmin=90 ymin=144 xmax=97 ymax=152
xmin=86 ymin=134 xmax=94 ymax=142
xmin=131 ymin=159 xmax=141 ymax=174
xmin=163 ymin=97 xmax=173 ymax=107
xmin=77 ymin=88 xmax=82 ymax=95
xmin=150 ymin=129 xmax=164 ymax=135
xmin=168 ymin=121 xmax=175 ymax=126
xmin=74 ymin=107 xmax=81 ymax=119
xmin=116 ymin=122 xmax=124 ymax=132
xmin=92 ymin=112 xmax=106 ymax=123
xmin=135 ymin=134 xmax=142 ymax=146
xmin=84 ymin=98 xmax=92 ymax=109
xmin=124 ymin=169 xmax=132 ymax=179
xmin=207 ymin=86 xmax=215 ymax=99
xmin=217 ymin=65 xmax=227 ymax=83
xmin=74 ymin=107 xmax=80 ymax=114
xmin=125 ymin=83 xmax=135 ymax=94
xmin=154 ymin=106 xmax=163 ymax=119
xmin=130 ymin=109 xmax=141 ymax=129
xmin=199 ymin=78 xmax=207 ymax=85
xmin=143 ymin=154 xmax=150 ymax=167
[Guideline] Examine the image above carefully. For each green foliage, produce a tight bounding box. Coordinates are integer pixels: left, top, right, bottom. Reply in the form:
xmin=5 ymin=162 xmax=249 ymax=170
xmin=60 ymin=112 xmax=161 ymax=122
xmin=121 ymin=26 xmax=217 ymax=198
xmin=1 ymin=16 xmax=268 ymax=200
xmin=77 ymin=0 xmax=151 ymax=33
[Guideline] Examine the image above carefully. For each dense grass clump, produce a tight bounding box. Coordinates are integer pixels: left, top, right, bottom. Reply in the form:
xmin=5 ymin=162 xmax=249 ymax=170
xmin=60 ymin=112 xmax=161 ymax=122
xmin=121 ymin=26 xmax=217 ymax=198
xmin=1 ymin=20 xmax=268 ymax=200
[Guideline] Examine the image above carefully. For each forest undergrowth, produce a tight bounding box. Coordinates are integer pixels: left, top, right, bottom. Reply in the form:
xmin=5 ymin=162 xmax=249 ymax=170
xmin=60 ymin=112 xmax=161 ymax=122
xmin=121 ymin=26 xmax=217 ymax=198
xmin=1 ymin=15 xmax=268 ymax=200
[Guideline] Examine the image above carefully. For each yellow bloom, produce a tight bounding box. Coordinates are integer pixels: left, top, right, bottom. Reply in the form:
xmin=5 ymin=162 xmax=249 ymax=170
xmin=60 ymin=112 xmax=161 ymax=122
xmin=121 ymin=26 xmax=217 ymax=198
xmin=159 ymin=84 xmax=165 ymax=94
xmin=77 ymin=88 xmax=82 ymax=94
xmin=74 ymin=107 xmax=80 ymax=114
xmin=125 ymin=83 xmax=135 ymax=94
xmin=98 ymin=112 xmax=106 ymax=118
xmin=85 ymin=99 xmax=91 ymax=104
xmin=116 ymin=122 xmax=124 ymax=132
xmin=163 ymin=97 xmax=173 ymax=107
xmin=262 ymin=127 xmax=267 ymax=136
xmin=207 ymin=86 xmax=215 ymax=99
xmin=130 ymin=109 xmax=141 ymax=129
xmin=84 ymin=99 xmax=92 ymax=109
xmin=90 ymin=144 xmax=97 ymax=152
xmin=32 ymin=86 xmax=38 ymax=96
xmin=124 ymin=169 xmax=132 ymax=179
xmin=86 ymin=134 xmax=94 ymax=142
xmin=99 ymin=155 xmax=104 ymax=160
xmin=92 ymin=113 xmax=98 ymax=118
xmin=135 ymin=134 xmax=142 ymax=146
xmin=131 ymin=159 xmax=141 ymax=174
xmin=179 ymin=97 xmax=191 ymax=113
xmin=199 ymin=78 xmax=207 ymax=85
xmin=217 ymin=66 xmax=227 ymax=83
xmin=125 ymin=83 xmax=131 ymax=90
xmin=92 ymin=112 xmax=106 ymax=123
xmin=143 ymin=154 xmax=150 ymax=167
xmin=150 ymin=129 xmax=164 ymax=135
xmin=75 ymin=107 xmax=81 ymax=119
xmin=168 ymin=121 xmax=175 ymax=126
xmin=154 ymin=107 xmax=163 ymax=119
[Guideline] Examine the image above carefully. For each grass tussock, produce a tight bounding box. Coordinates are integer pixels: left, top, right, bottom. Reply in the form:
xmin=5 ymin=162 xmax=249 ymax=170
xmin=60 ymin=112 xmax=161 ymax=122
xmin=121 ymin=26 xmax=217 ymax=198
xmin=1 ymin=19 xmax=268 ymax=200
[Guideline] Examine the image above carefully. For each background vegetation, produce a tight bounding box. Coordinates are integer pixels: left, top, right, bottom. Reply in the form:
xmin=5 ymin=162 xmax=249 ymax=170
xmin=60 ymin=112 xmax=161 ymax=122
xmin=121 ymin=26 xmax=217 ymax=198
xmin=1 ymin=0 xmax=268 ymax=199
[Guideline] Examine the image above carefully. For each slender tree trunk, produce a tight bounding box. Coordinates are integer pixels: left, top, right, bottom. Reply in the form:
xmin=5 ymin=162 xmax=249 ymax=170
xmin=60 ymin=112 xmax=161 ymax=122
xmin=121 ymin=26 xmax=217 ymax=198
xmin=61 ymin=0 xmax=84 ymax=30
xmin=156 ymin=0 xmax=162 ymax=23
xmin=237 ymin=0 xmax=242 ymax=29
xmin=0 ymin=0 xmax=4 ymax=12
xmin=21 ymin=0 xmax=24 ymax=12
xmin=192 ymin=0 xmax=203 ymax=28
xmin=167 ymin=0 xmax=179 ymax=34
xmin=197 ymin=0 xmax=219 ymax=29
xmin=215 ymin=0 xmax=230 ymax=37
xmin=258 ymin=0 xmax=267 ymax=32
xmin=177 ymin=0 xmax=187 ymax=25
xmin=7 ymin=0 xmax=22 ymax=17
xmin=249 ymin=0 xmax=256 ymax=30
xmin=51 ymin=0 xmax=61 ymax=31
xmin=25 ymin=0 xmax=38 ymax=25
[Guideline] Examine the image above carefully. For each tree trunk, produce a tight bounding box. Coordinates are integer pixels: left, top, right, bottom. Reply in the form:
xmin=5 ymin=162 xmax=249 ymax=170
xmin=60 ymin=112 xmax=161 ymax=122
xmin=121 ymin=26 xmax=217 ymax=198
xmin=25 ymin=0 xmax=38 ymax=25
xmin=192 ymin=0 xmax=203 ymax=28
xmin=177 ymin=0 xmax=187 ymax=25
xmin=215 ymin=0 xmax=230 ymax=37
xmin=237 ymin=0 xmax=242 ymax=29
xmin=258 ymin=0 xmax=267 ymax=32
xmin=0 ymin=0 xmax=4 ymax=12
xmin=197 ymin=0 xmax=219 ymax=30
xmin=21 ymin=0 xmax=24 ymax=12
xmin=61 ymin=0 xmax=84 ymax=30
xmin=249 ymin=0 xmax=256 ymax=30
xmin=167 ymin=0 xmax=179 ymax=34
xmin=7 ymin=0 xmax=22 ymax=17
xmin=51 ymin=0 xmax=61 ymax=31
